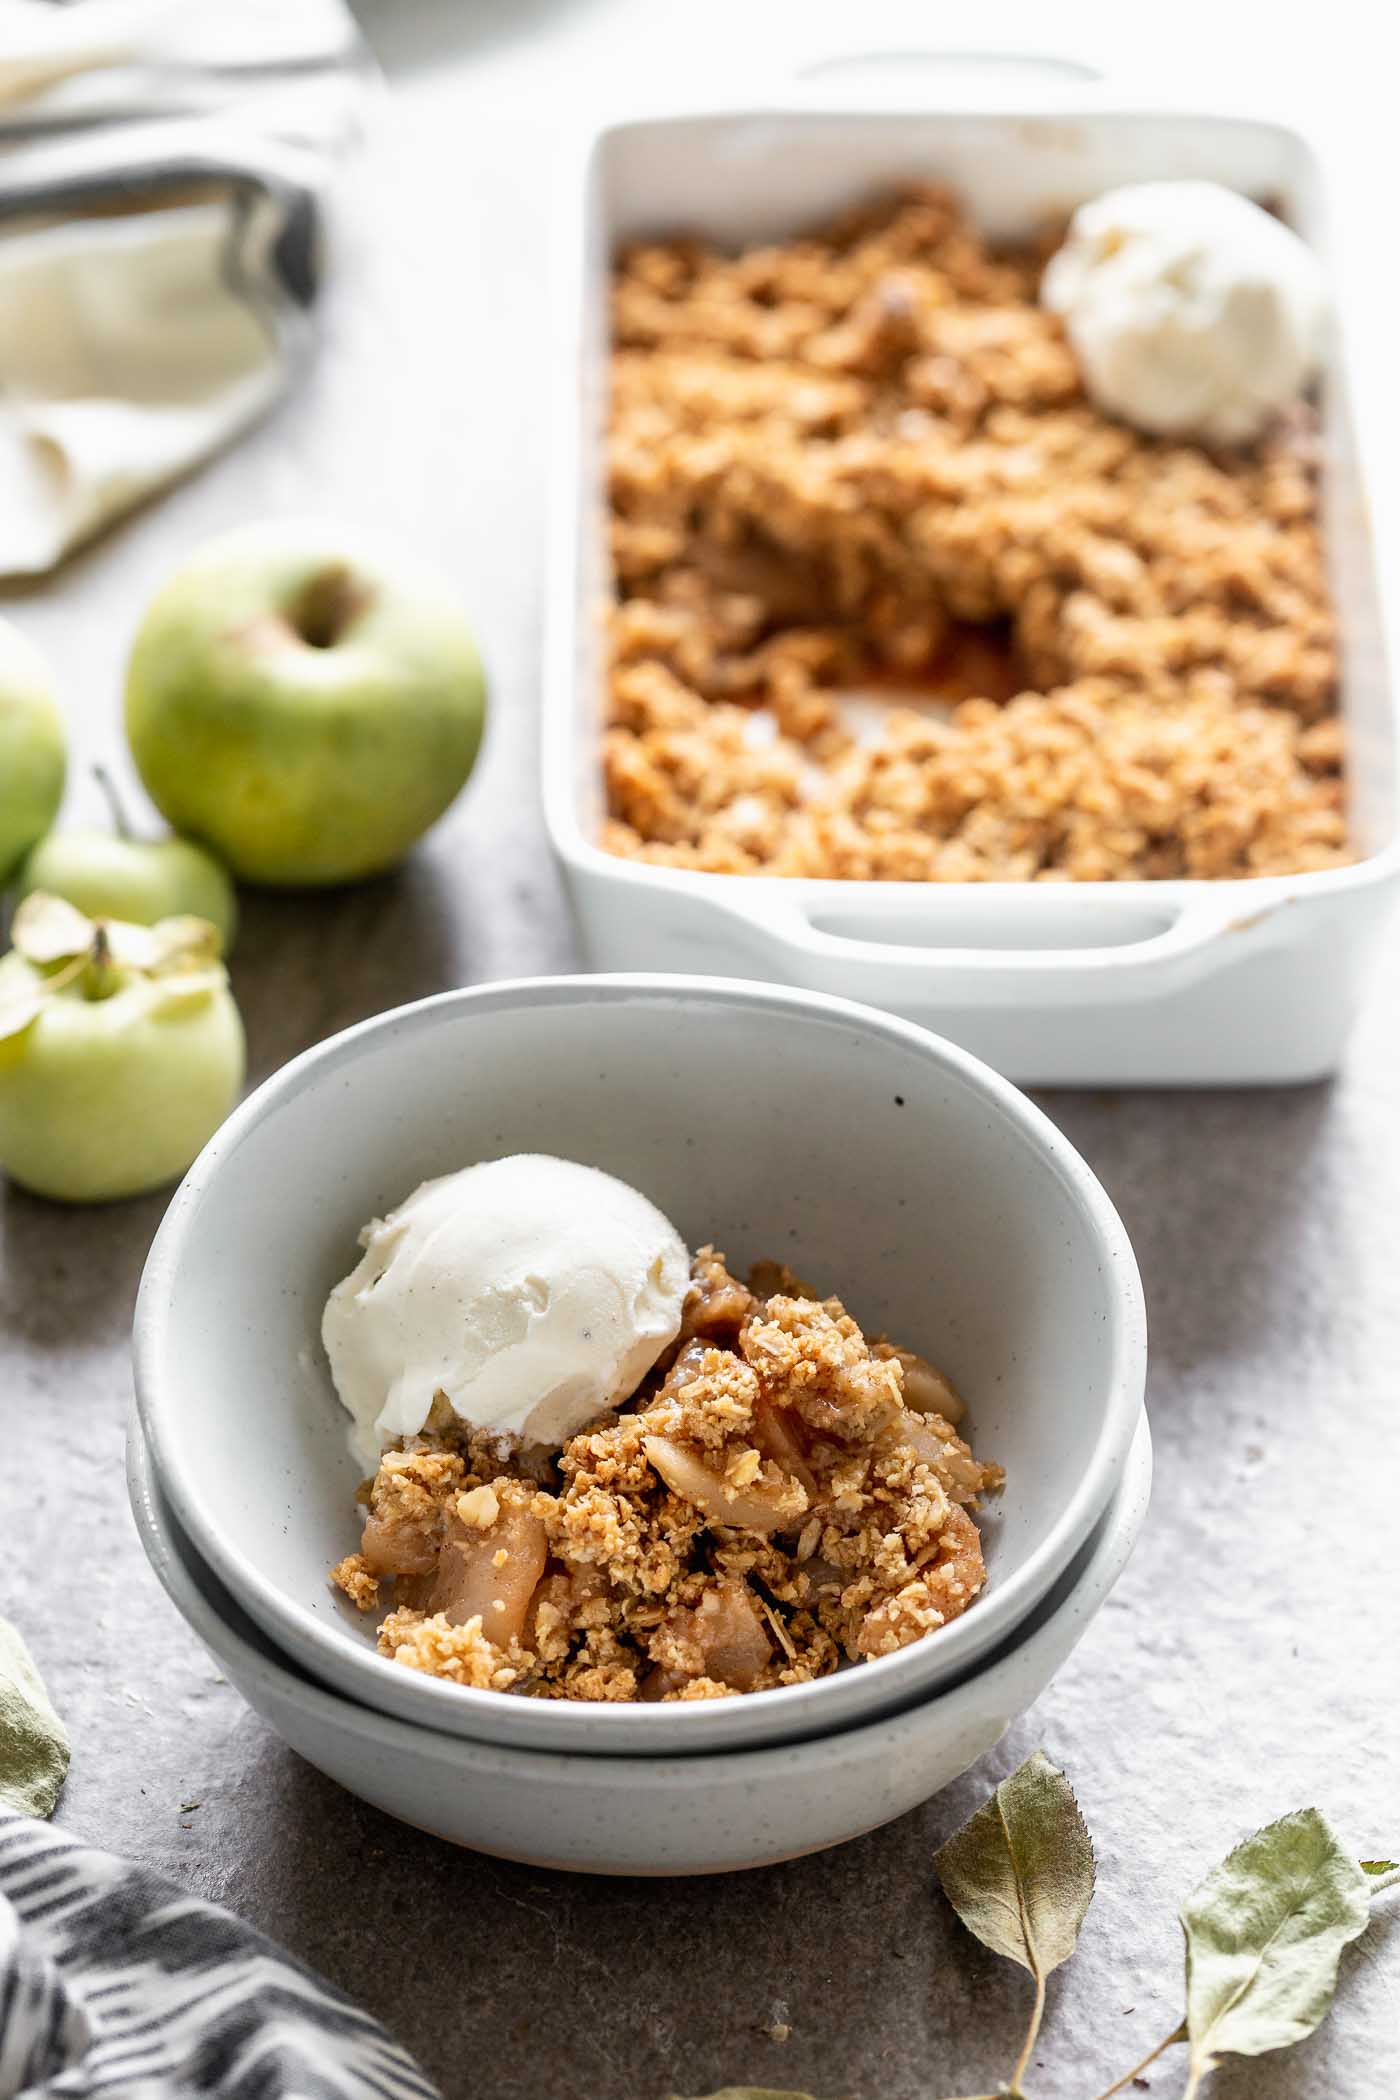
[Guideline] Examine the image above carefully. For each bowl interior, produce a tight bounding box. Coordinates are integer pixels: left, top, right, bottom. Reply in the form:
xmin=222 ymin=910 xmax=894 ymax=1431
xmin=136 ymin=978 xmax=1142 ymax=1716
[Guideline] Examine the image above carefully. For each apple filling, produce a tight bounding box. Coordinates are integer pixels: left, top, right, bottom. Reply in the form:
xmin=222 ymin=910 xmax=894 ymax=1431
xmin=330 ymin=1248 xmax=1003 ymax=1701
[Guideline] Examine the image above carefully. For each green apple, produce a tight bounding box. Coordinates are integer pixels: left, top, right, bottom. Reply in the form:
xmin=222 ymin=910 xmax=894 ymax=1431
xmin=124 ymin=521 xmax=487 ymax=887
xmin=0 ymin=894 xmax=244 ymax=1203
xmin=15 ymin=770 xmax=237 ymax=949
xmin=0 ymin=618 xmax=65 ymax=884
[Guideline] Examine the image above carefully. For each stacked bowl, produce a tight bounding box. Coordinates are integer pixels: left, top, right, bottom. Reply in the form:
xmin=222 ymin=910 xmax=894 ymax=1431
xmin=130 ymin=975 xmax=1150 ymax=1875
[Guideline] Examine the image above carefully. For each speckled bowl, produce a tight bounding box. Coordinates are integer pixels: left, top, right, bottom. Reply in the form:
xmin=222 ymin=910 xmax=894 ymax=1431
xmin=128 ymin=1409 xmax=1151 ymax=1874
xmin=133 ymin=975 xmax=1147 ymax=1755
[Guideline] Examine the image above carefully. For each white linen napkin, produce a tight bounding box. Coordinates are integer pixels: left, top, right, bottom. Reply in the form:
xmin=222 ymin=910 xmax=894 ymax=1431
xmin=0 ymin=0 xmax=370 ymax=576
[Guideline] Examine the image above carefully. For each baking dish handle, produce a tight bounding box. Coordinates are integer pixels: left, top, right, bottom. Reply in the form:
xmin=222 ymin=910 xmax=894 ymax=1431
xmin=782 ymin=48 xmax=1108 ymax=108
xmin=702 ymin=890 xmax=1287 ymax=1009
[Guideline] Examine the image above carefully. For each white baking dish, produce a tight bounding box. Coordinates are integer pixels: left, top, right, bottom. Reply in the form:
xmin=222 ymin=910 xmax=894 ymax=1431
xmin=542 ymin=63 xmax=1400 ymax=1085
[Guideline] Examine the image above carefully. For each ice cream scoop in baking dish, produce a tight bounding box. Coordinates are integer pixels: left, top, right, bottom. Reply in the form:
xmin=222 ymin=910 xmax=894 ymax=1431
xmin=132 ymin=975 xmax=1146 ymax=1755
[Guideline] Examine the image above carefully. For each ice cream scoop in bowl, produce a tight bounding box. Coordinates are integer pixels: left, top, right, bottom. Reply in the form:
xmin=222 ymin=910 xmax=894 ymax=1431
xmin=132 ymin=974 xmax=1146 ymax=1754
xmin=321 ymin=1151 xmax=692 ymax=1467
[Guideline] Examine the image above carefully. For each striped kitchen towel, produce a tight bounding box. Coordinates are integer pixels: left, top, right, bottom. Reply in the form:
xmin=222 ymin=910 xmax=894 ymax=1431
xmin=0 ymin=1811 xmax=440 ymax=2099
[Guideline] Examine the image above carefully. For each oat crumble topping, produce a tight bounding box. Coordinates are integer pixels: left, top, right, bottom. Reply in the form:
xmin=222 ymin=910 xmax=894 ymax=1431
xmin=601 ymin=188 xmax=1346 ymax=883
xmin=330 ymin=1249 xmax=1003 ymax=1700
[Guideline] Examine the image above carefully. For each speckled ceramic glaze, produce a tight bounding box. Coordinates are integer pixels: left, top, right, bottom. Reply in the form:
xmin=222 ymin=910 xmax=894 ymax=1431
xmin=133 ymin=976 xmax=1147 ymax=1755
xmin=128 ymin=1412 xmax=1151 ymax=1875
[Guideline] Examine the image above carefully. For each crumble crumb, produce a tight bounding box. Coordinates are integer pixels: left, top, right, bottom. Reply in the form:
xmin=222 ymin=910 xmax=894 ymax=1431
xmin=377 ymin=1610 xmax=529 ymax=1692
xmin=457 ymin=1484 xmax=500 ymax=1530
xmin=329 ymin=1553 xmax=379 ymax=1613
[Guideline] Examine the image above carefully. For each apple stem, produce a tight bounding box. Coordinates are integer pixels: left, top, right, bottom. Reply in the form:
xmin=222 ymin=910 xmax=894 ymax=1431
xmin=83 ymin=921 xmax=115 ymax=1001
xmin=93 ymin=762 xmax=134 ymax=841
xmin=287 ymin=564 xmax=370 ymax=649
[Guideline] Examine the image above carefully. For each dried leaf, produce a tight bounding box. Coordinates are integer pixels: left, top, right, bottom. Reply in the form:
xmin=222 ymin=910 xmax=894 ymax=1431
xmin=102 ymin=920 xmax=163 ymax=969
xmin=1182 ymin=1808 xmax=1372 ymax=2074
xmin=11 ymin=894 xmax=223 ymax=975
xmin=10 ymin=891 xmax=94 ymax=966
xmin=1361 ymin=1860 xmax=1398 ymax=1876
xmin=0 ymin=1616 xmax=70 ymax=1817
xmin=936 ymin=1750 xmax=1096 ymax=1981
xmin=143 ymin=915 xmax=224 ymax=972
xmin=145 ymin=966 xmax=228 ymax=1018
xmin=74 ymin=916 xmax=219 ymax=974
xmin=0 ymin=976 xmax=44 ymax=1044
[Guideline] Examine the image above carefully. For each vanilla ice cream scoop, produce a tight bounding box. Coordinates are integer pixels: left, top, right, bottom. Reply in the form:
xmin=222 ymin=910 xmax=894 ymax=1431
xmin=323 ymin=1154 xmax=690 ymax=1469
xmin=1041 ymin=181 xmax=1328 ymax=446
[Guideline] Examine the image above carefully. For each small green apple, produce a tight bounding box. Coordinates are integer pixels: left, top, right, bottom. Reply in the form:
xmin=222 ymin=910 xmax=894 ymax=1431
xmin=124 ymin=521 xmax=487 ymax=887
xmin=0 ymin=894 xmax=245 ymax=1203
xmin=0 ymin=618 xmax=65 ymax=884
xmin=15 ymin=769 xmax=237 ymax=949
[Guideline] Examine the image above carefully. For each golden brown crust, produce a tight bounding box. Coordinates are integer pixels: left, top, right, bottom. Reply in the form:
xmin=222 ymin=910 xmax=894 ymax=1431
xmin=329 ymin=1553 xmax=379 ymax=1613
xmin=601 ymin=187 xmax=1346 ymax=883
xmin=330 ymin=1249 xmax=1001 ymax=1701
xmin=377 ymin=1609 xmax=529 ymax=1691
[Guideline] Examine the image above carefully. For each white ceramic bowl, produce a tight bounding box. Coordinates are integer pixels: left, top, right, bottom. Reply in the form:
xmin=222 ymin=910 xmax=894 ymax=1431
xmin=128 ymin=1410 xmax=1151 ymax=1874
xmin=133 ymin=975 xmax=1146 ymax=1755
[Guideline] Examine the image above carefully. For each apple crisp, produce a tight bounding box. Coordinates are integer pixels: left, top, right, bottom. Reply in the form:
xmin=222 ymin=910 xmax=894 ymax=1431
xmin=330 ymin=1249 xmax=1003 ymax=1701
xmin=602 ymin=187 xmax=1347 ymax=882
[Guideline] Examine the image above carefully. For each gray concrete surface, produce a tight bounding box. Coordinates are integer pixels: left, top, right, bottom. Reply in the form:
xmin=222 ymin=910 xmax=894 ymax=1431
xmin=4 ymin=6 xmax=1398 ymax=2097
